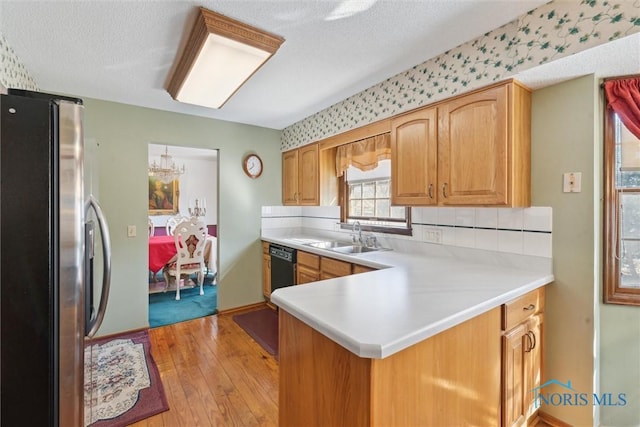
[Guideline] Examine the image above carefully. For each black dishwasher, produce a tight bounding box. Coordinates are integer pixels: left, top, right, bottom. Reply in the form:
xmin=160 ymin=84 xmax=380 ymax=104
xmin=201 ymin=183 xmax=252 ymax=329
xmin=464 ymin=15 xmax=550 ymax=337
xmin=269 ymin=244 xmax=297 ymax=293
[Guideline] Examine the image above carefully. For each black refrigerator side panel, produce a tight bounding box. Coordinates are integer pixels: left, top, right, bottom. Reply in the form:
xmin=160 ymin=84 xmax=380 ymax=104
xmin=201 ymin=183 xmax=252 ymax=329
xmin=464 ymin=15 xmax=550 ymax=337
xmin=1 ymin=94 xmax=56 ymax=427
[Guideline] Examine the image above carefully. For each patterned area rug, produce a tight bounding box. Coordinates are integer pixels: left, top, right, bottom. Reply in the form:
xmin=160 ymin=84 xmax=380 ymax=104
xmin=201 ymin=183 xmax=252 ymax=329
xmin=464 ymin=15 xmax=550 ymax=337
xmin=84 ymin=330 xmax=168 ymax=426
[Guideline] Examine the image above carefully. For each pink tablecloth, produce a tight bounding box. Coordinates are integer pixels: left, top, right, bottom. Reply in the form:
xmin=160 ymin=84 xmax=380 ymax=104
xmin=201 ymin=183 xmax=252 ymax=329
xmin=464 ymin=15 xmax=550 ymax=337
xmin=148 ymin=235 xmax=176 ymax=273
xmin=148 ymin=235 xmax=217 ymax=274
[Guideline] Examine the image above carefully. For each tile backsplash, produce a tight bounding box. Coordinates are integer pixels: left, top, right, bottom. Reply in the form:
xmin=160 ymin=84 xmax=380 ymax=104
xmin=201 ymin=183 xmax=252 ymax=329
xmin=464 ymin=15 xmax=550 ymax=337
xmin=262 ymin=205 xmax=552 ymax=259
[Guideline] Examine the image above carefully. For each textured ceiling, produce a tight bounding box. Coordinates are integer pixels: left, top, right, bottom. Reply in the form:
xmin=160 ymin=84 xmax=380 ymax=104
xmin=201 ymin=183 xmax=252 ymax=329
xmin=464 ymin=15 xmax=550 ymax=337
xmin=0 ymin=0 xmax=552 ymax=129
xmin=1 ymin=1 xmax=636 ymax=131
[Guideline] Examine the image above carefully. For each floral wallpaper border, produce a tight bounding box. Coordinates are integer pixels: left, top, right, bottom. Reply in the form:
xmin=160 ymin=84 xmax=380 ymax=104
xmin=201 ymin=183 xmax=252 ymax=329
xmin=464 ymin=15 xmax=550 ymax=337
xmin=0 ymin=32 xmax=39 ymax=92
xmin=281 ymin=0 xmax=640 ymax=150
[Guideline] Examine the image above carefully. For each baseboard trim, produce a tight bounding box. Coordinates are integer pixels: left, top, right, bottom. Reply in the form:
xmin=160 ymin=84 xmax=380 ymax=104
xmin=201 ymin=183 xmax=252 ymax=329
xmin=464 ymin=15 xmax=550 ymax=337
xmin=538 ymin=411 xmax=572 ymax=427
xmin=92 ymin=326 xmax=149 ymax=341
xmin=217 ymin=302 xmax=267 ymax=316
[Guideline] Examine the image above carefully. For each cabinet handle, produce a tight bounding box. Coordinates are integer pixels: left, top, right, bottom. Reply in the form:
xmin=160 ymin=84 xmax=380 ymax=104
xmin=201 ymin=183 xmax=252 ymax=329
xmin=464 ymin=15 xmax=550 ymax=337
xmin=523 ymin=304 xmax=536 ymax=312
xmin=442 ymin=183 xmax=448 ymax=198
xmin=295 ymin=192 xmax=299 ymax=202
xmin=525 ymin=331 xmax=534 ymax=352
xmin=428 ymin=183 xmax=433 ymax=199
xmin=529 ymin=330 xmax=537 ymax=350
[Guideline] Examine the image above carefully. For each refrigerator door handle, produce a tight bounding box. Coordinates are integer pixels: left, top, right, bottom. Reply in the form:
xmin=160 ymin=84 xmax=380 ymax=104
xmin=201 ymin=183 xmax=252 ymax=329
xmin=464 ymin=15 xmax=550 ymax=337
xmin=85 ymin=195 xmax=112 ymax=338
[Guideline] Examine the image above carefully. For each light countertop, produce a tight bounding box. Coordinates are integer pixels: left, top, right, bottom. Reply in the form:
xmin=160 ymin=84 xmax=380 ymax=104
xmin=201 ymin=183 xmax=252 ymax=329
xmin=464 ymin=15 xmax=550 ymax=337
xmin=265 ymin=234 xmax=554 ymax=359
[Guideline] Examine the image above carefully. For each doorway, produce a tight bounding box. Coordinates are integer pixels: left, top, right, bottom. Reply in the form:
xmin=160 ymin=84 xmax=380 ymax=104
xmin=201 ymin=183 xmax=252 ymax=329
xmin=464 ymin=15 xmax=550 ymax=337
xmin=147 ymin=143 xmax=218 ymax=327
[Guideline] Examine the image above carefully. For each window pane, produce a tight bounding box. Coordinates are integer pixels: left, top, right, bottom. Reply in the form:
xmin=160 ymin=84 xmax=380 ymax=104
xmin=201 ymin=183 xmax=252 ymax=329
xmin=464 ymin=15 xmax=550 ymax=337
xmin=620 ymin=240 xmax=640 ymax=288
xmin=620 ymin=192 xmax=640 ymax=289
xmin=362 ymin=199 xmax=375 ymax=217
xmin=350 ymin=184 xmax=362 ymax=199
xmin=621 ymin=193 xmax=640 ymax=239
xmin=343 ymin=162 xmax=409 ymax=233
xmin=375 ymin=199 xmax=390 ymax=217
xmin=362 ymin=182 xmax=375 ymax=199
xmin=377 ymin=180 xmax=390 ymax=198
xmin=350 ymin=199 xmax=361 ymax=217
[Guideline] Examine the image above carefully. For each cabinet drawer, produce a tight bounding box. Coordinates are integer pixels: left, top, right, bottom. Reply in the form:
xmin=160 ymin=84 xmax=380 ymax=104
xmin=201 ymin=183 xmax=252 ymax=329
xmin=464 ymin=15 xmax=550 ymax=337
xmin=321 ymin=257 xmax=352 ymax=278
xmin=298 ymin=251 xmax=320 ymax=270
xmin=262 ymin=241 xmax=270 ymax=254
xmin=297 ymin=265 xmax=320 ymax=285
xmin=353 ymin=264 xmax=376 ymax=274
xmin=502 ymin=287 xmax=545 ymax=331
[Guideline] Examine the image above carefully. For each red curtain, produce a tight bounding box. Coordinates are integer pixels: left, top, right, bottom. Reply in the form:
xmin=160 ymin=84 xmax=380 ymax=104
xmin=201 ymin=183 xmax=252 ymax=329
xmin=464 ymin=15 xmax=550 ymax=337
xmin=604 ymin=78 xmax=640 ymax=139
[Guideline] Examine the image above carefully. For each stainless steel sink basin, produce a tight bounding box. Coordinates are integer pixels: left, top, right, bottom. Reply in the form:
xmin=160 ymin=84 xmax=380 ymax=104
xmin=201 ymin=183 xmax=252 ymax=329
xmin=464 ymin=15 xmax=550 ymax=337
xmin=329 ymin=245 xmax=381 ymax=254
xmin=305 ymin=240 xmax=352 ymax=249
xmin=305 ymin=240 xmax=390 ymax=255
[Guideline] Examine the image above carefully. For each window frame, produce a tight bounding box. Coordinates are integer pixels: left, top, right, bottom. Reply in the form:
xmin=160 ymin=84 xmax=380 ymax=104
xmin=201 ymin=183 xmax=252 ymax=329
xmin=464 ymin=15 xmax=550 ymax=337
xmin=603 ymin=106 xmax=640 ymax=305
xmin=338 ymin=175 xmax=412 ymax=236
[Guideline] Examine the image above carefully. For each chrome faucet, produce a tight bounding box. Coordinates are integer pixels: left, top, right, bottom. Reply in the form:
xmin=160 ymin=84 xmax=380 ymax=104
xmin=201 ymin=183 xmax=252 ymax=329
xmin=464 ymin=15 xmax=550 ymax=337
xmin=352 ymin=221 xmax=362 ymax=245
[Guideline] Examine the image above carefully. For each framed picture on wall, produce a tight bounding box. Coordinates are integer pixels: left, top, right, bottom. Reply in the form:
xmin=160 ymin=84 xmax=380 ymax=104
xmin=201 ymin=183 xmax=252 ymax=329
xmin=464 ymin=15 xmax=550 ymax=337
xmin=148 ymin=177 xmax=179 ymax=215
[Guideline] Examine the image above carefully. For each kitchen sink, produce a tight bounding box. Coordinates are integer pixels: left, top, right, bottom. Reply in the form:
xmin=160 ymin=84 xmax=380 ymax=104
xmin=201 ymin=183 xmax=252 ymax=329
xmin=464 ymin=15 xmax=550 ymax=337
xmin=329 ymin=245 xmax=382 ymax=254
xmin=305 ymin=240 xmax=352 ymax=249
xmin=304 ymin=240 xmax=391 ymax=255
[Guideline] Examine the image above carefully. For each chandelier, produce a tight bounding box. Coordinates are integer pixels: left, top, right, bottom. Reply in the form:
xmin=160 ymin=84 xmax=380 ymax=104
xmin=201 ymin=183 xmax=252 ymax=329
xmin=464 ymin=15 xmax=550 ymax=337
xmin=148 ymin=146 xmax=185 ymax=184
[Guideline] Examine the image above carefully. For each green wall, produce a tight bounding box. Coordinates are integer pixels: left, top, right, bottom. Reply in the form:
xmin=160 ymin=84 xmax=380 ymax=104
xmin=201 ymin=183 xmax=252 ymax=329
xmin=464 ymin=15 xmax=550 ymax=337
xmin=82 ymin=99 xmax=282 ymax=336
xmin=531 ymin=75 xmax=598 ymax=425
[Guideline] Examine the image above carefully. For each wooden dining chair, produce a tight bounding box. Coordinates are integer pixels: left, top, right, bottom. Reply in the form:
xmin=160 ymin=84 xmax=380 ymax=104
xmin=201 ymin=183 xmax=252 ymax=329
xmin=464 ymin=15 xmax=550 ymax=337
xmin=162 ymin=218 xmax=207 ymax=300
xmin=148 ymin=217 xmax=155 ymax=237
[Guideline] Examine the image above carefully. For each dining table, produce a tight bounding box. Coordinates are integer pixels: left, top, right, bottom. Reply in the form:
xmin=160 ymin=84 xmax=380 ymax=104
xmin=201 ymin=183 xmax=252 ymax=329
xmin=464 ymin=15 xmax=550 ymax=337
xmin=148 ymin=234 xmax=217 ymax=276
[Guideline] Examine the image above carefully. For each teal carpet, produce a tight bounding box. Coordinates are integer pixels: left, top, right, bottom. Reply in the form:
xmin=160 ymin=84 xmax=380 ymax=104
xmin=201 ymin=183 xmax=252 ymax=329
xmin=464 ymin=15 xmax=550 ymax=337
xmin=149 ymin=283 xmax=217 ymax=328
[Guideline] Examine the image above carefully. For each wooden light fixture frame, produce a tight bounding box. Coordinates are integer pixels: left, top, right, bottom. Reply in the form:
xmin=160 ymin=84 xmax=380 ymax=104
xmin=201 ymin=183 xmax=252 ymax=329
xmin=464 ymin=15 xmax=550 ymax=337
xmin=167 ymin=7 xmax=285 ymax=108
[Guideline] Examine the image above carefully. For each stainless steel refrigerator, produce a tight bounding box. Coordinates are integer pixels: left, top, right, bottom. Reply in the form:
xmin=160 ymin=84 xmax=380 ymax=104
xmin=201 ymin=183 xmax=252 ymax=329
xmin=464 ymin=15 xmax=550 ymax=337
xmin=1 ymin=89 xmax=111 ymax=427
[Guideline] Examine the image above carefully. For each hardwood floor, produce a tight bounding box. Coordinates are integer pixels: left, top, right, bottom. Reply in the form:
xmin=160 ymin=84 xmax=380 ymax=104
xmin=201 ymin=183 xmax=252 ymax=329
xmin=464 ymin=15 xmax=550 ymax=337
xmin=129 ymin=310 xmax=279 ymax=427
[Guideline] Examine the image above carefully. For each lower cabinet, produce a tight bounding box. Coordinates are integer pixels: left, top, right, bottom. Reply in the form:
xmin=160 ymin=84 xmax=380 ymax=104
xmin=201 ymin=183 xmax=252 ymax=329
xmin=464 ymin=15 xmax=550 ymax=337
xmin=353 ymin=264 xmax=376 ymax=274
xmin=320 ymin=257 xmax=352 ymax=280
xmin=295 ymin=249 xmax=377 ymax=284
xmin=262 ymin=242 xmax=271 ymax=299
xmin=502 ymin=288 xmax=544 ymax=427
xmin=297 ymin=251 xmax=320 ymax=285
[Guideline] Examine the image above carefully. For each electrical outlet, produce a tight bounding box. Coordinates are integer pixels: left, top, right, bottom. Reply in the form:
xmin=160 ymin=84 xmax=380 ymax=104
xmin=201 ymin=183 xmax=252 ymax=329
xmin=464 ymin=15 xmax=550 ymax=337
xmin=424 ymin=228 xmax=442 ymax=244
xmin=127 ymin=225 xmax=137 ymax=237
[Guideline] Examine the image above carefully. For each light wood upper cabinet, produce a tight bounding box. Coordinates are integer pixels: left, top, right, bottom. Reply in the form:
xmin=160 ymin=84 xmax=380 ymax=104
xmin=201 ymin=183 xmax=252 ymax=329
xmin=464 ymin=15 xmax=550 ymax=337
xmin=390 ymin=80 xmax=531 ymax=207
xmin=298 ymin=144 xmax=319 ymax=205
xmin=438 ymin=82 xmax=531 ymax=206
xmin=282 ymin=150 xmax=299 ymax=205
xmin=282 ymin=144 xmax=319 ymax=206
xmin=391 ymin=107 xmax=438 ymax=206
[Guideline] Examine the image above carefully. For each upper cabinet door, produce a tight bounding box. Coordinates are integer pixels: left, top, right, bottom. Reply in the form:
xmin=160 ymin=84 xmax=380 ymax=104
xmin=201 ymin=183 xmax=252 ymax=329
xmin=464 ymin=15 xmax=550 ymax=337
xmin=298 ymin=144 xmax=319 ymax=206
xmin=437 ymin=82 xmax=531 ymax=207
xmin=282 ymin=150 xmax=299 ymax=205
xmin=391 ymin=106 xmax=438 ymax=206
xmin=438 ymin=85 xmax=509 ymax=206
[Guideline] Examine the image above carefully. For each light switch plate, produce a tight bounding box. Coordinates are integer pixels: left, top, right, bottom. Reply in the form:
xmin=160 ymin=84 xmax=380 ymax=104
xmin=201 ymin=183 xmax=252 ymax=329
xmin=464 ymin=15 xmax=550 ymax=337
xmin=127 ymin=225 xmax=137 ymax=237
xmin=563 ymin=172 xmax=582 ymax=193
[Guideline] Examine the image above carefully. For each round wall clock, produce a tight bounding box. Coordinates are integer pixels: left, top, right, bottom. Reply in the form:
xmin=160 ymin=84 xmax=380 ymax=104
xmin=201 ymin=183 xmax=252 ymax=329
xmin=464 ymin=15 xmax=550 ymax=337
xmin=243 ymin=154 xmax=263 ymax=178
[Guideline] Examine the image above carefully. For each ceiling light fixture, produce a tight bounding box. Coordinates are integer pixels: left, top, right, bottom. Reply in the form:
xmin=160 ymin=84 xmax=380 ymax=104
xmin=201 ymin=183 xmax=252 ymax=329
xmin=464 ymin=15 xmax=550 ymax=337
xmin=167 ymin=7 xmax=285 ymax=109
xmin=148 ymin=146 xmax=186 ymax=184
